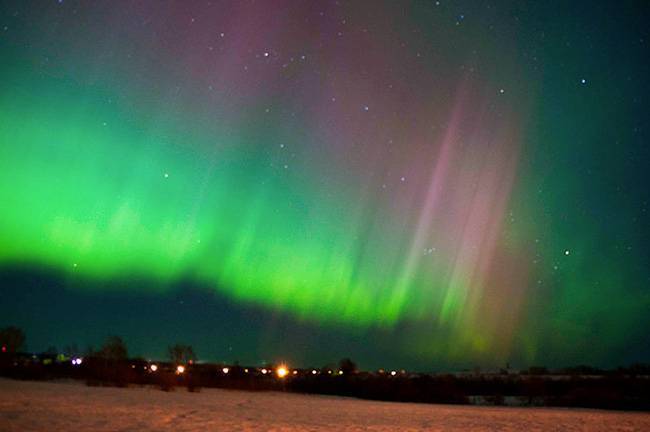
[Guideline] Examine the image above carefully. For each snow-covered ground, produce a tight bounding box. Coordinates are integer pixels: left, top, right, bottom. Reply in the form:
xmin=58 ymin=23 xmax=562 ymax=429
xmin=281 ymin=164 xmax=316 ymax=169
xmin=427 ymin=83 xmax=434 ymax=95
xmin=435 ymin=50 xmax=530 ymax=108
xmin=1 ymin=378 xmax=649 ymax=431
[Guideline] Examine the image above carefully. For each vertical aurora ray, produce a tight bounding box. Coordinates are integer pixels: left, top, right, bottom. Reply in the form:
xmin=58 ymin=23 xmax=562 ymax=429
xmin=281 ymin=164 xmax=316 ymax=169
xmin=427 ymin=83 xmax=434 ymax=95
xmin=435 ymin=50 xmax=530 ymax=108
xmin=1 ymin=0 xmax=648 ymax=367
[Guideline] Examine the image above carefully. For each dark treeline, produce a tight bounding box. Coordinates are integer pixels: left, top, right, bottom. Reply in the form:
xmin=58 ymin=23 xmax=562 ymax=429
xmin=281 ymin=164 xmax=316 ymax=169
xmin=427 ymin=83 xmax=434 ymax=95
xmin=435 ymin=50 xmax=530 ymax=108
xmin=1 ymin=328 xmax=649 ymax=411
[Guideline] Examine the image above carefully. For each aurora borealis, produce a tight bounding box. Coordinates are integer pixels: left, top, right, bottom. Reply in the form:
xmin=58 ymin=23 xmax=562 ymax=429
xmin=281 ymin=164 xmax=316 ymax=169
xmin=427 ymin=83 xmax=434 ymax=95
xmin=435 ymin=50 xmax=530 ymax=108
xmin=1 ymin=0 xmax=649 ymax=370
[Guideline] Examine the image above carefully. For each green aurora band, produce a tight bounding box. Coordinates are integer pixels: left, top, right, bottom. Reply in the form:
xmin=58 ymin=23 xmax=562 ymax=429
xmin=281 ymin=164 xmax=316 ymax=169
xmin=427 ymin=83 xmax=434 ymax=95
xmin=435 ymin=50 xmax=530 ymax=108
xmin=1 ymin=1 xmax=649 ymax=367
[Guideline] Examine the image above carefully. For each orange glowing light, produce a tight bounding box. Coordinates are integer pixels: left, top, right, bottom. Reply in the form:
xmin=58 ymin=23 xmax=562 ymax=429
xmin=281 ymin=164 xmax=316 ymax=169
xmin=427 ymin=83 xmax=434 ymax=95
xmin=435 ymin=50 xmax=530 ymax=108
xmin=150 ymin=364 xmax=158 ymax=372
xmin=276 ymin=366 xmax=289 ymax=378
xmin=176 ymin=365 xmax=185 ymax=374
xmin=222 ymin=367 xmax=229 ymax=374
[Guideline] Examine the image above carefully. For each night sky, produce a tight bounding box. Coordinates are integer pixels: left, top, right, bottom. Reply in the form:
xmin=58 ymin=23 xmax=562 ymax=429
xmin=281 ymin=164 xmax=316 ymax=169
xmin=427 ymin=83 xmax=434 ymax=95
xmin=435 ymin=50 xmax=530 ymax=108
xmin=1 ymin=0 xmax=649 ymax=372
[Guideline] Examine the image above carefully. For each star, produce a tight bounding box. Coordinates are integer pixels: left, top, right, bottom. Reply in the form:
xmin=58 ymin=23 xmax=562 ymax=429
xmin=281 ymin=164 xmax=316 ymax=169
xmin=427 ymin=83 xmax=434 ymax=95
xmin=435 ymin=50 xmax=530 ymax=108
xmin=580 ymin=78 xmax=587 ymax=84
xmin=564 ymin=249 xmax=570 ymax=255
xmin=164 ymin=173 xmax=169 ymax=178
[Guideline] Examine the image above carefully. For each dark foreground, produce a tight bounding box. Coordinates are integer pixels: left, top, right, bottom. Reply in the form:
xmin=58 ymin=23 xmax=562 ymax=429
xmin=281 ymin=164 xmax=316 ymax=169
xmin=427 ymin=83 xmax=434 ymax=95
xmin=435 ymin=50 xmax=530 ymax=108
xmin=4 ymin=354 xmax=650 ymax=411
xmin=2 ymin=379 xmax=649 ymax=432
xmin=2 ymin=353 xmax=650 ymax=411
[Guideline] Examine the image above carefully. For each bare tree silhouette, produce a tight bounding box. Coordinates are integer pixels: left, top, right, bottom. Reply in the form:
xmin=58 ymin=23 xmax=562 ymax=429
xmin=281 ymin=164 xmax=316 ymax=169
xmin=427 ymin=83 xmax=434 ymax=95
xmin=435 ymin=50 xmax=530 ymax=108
xmin=0 ymin=326 xmax=25 ymax=353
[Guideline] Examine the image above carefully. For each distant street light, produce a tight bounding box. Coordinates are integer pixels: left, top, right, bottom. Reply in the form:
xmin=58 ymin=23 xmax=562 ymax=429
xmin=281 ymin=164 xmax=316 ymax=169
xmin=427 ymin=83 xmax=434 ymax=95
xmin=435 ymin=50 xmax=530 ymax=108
xmin=276 ymin=366 xmax=289 ymax=378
